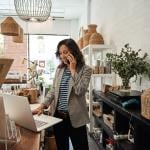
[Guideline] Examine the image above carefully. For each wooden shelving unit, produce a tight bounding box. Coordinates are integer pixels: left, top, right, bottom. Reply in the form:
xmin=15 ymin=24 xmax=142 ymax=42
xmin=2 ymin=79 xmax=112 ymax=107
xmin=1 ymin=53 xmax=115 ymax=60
xmin=92 ymin=90 xmax=150 ymax=150
xmin=81 ymin=44 xmax=114 ymax=133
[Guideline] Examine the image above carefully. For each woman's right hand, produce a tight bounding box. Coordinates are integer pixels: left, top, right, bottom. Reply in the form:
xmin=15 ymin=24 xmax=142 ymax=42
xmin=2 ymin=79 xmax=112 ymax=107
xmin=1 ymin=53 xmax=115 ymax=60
xmin=32 ymin=104 xmax=45 ymax=115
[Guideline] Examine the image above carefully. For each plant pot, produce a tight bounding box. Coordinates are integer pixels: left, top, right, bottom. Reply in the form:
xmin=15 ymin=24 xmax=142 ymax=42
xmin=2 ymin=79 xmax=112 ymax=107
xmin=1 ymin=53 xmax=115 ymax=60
xmin=119 ymin=78 xmax=131 ymax=94
xmin=121 ymin=78 xmax=130 ymax=90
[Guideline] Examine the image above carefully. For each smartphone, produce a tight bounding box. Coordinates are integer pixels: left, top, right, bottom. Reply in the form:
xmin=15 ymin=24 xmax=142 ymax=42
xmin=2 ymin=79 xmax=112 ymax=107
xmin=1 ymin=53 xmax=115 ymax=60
xmin=67 ymin=59 xmax=70 ymax=64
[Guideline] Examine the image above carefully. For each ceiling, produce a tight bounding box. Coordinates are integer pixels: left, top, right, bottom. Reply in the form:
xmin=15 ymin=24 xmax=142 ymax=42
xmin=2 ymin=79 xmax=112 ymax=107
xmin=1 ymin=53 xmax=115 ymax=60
xmin=0 ymin=0 xmax=84 ymax=20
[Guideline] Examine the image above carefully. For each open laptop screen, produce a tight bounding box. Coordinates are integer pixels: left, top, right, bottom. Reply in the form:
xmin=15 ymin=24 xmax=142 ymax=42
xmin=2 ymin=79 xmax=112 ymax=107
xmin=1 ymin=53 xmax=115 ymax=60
xmin=2 ymin=94 xmax=62 ymax=132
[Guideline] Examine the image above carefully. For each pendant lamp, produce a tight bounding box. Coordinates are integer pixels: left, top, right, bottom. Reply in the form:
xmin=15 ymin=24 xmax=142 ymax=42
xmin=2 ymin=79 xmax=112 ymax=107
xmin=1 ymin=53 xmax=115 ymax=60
xmin=0 ymin=17 xmax=20 ymax=36
xmin=13 ymin=27 xmax=24 ymax=43
xmin=14 ymin=0 xmax=52 ymax=22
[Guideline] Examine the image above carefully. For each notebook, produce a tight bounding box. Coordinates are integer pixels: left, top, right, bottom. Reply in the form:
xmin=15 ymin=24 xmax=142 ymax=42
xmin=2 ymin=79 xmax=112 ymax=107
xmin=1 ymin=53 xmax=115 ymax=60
xmin=2 ymin=94 xmax=62 ymax=132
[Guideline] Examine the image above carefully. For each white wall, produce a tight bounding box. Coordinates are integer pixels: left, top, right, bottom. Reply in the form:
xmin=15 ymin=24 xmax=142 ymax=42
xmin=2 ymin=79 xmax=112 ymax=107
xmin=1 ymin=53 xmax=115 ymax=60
xmin=70 ymin=19 xmax=80 ymax=40
xmin=89 ymin=0 xmax=150 ymax=90
xmin=79 ymin=0 xmax=92 ymax=30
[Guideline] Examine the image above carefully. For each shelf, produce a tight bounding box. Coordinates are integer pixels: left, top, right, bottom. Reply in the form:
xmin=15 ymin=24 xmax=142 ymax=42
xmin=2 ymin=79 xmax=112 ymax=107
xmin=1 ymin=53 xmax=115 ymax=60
xmin=82 ymin=44 xmax=112 ymax=52
xmin=4 ymin=79 xmax=27 ymax=84
xmin=94 ymin=91 xmax=150 ymax=150
xmin=93 ymin=114 xmax=114 ymax=138
xmin=98 ymin=93 xmax=150 ymax=127
xmin=82 ymin=44 xmax=114 ymax=133
xmin=92 ymin=74 xmax=113 ymax=77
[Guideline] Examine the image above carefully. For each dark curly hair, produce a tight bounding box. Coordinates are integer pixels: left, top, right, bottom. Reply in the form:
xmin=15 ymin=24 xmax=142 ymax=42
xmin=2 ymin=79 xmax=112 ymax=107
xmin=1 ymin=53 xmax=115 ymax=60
xmin=56 ymin=38 xmax=85 ymax=69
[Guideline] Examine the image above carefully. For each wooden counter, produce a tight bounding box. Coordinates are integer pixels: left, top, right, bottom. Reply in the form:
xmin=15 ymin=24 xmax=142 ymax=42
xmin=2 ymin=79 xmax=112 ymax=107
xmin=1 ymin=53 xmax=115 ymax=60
xmin=0 ymin=127 xmax=41 ymax=150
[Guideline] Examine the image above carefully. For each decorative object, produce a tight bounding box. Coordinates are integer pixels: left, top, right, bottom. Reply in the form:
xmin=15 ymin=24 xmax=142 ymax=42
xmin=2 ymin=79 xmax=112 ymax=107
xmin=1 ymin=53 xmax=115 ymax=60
xmin=106 ymin=44 xmax=150 ymax=90
xmin=77 ymin=27 xmax=87 ymax=50
xmin=14 ymin=0 xmax=52 ymax=22
xmin=83 ymin=24 xmax=97 ymax=47
xmin=39 ymin=60 xmax=45 ymax=68
xmin=18 ymin=88 xmax=38 ymax=103
xmin=89 ymin=27 xmax=104 ymax=44
xmin=78 ymin=29 xmax=88 ymax=50
xmin=0 ymin=17 xmax=19 ymax=36
xmin=83 ymin=24 xmax=104 ymax=47
xmin=13 ymin=27 xmax=24 ymax=43
xmin=141 ymin=89 xmax=150 ymax=120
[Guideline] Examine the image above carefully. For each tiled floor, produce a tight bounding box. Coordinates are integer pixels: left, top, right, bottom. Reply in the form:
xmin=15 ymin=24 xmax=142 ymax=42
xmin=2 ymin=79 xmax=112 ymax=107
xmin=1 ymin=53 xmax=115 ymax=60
xmin=88 ymin=134 xmax=100 ymax=150
xmin=44 ymin=134 xmax=99 ymax=150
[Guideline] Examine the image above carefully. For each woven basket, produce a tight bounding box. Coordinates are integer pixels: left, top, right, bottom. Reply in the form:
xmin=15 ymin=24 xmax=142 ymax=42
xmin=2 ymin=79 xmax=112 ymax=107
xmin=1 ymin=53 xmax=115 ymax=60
xmin=83 ymin=24 xmax=97 ymax=47
xmin=13 ymin=27 xmax=24 ymax=43
xmin=83 ymin=33 xmax=91 ymax=47
xmin=77 ymin=37 xmax=83 ymax=50
xmin=141 ymin=89 xmax=150 ymax=120
xmin=1 ymin=17 xmax=20 ymax=36
xmin=89 ymin=32 xmax=104 ymax=44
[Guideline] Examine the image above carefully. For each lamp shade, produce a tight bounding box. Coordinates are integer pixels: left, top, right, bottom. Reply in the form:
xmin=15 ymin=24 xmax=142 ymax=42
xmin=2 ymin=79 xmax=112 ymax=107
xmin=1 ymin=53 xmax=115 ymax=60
xmin=13 ymin=27 xmax=24 ymax=43
xmin=0 ymin=17 xmax=20 ymax=36
xmin=14 ymin=0 xmax=52 ymax=22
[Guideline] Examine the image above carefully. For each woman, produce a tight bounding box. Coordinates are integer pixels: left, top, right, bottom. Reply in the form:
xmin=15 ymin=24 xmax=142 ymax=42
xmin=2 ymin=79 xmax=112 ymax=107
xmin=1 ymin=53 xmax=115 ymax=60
xmin=33 ymin=38 xmax=92 ymax=150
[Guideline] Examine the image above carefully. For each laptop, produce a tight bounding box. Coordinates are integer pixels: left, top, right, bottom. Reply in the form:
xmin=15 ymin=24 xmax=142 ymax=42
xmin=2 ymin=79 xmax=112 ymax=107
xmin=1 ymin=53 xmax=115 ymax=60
xmin=2 ymin=94 xmax=62 ymax=132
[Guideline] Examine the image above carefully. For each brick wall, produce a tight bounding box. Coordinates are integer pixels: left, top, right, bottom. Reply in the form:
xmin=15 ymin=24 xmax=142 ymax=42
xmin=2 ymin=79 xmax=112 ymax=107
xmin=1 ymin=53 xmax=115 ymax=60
xmin=3 ymin=35 xmax=27 ymax=74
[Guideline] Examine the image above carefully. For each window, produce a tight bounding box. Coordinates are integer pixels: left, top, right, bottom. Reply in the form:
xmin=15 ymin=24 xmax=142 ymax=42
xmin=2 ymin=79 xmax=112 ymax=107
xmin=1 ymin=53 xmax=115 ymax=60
xmin=29 ymin=34 xmax=70 ymax=85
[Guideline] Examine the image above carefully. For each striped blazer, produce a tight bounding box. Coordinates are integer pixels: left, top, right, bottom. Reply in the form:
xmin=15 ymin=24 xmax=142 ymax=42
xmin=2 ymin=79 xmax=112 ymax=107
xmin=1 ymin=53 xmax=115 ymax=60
xmin=43 ymin=64 xmax=92 ymax=128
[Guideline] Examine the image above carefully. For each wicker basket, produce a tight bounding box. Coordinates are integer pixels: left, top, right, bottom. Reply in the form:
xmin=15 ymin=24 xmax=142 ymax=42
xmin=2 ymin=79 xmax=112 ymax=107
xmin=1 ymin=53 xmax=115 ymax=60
xmin=141 ymin=89 xmax=150 ymax=120
xmin=77 ymin=37 xmax=83 ymax=50
xmin=1 ymin=17 xmax=20 ymax=36
xmin=83 ymin=24 xmax=97 ymax=47
xmin=13 ymin=27 xmax=24 ymax=43
xmin=89 ymin=32 xmax=104 ymax=44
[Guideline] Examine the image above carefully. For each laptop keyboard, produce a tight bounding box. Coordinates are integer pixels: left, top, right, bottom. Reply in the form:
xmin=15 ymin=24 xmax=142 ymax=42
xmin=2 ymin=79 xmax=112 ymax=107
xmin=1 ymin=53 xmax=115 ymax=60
xmin=35 ymin=120 xmax=48 ymax=128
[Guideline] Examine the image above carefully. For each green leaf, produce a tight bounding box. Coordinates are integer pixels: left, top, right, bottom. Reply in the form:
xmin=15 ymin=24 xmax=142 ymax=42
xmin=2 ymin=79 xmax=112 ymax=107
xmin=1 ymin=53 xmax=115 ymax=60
xmin=106 ymin=44 xmax=150 ymax=81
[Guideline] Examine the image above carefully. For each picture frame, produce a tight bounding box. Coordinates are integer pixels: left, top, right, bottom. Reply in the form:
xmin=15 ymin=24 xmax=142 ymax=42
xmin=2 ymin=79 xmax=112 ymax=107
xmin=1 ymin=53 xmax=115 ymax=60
xmin=39 ymin=60 xmax=45 ymax=68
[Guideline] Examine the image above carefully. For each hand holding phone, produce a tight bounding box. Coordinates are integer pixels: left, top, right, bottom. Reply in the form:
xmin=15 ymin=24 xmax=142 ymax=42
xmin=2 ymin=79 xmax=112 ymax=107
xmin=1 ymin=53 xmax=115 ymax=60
xmin=66 ymin=53 xmax=77 ymax=72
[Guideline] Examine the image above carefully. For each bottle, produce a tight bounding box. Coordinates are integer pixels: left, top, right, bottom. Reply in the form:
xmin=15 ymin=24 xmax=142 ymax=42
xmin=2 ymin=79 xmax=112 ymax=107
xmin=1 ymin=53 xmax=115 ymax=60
xmin=99 ymin=61 xmax=104 ymax=74
xmin=106 ymin=139 xmax=114 ymax=150
xmin=105 ymin=61 xmax=111 ymax=74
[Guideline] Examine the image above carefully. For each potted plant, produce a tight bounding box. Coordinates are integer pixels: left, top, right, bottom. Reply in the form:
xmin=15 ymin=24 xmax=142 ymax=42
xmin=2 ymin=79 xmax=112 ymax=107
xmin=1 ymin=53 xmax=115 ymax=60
xmin=106 ymin=44 xmax=150 ymax=90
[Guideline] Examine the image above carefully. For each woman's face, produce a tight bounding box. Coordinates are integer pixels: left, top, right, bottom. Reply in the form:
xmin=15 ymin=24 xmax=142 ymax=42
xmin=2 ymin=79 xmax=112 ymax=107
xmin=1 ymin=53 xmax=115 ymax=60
xmin=59 ymin=44 xmax=70 ymax=64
